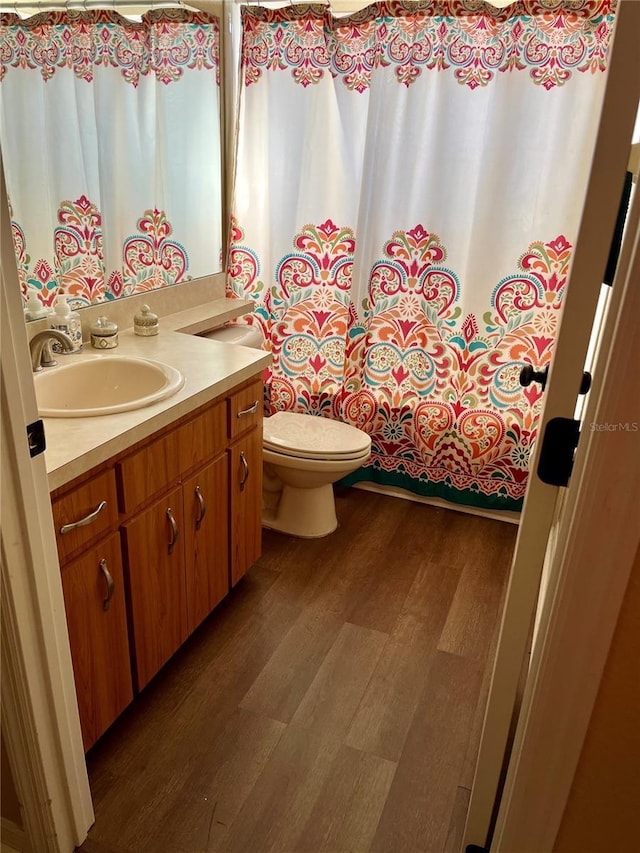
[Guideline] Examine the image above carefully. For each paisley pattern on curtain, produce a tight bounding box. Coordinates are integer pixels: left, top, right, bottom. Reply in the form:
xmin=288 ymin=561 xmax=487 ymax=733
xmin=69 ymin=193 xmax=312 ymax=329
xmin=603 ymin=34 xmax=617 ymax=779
xmin=230 ymin=220 xmax=569 ymax=507
xmin=0 ymin=9 xmax=220 ymax=85
xmin=241 ymin=0 xmax=614 ymax=91
xmin=0 ymin=9 xmax=221 ymax=310
xmin=229 ymin=1 xmax=613 ymax=511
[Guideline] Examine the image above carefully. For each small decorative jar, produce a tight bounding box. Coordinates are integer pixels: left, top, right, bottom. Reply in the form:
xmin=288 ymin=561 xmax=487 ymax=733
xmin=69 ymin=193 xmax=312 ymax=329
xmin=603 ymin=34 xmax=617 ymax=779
xmin=134 ymin=304 xmax=159 ymax=336
xmin=90 ymin=316 xmax=119 ymax=349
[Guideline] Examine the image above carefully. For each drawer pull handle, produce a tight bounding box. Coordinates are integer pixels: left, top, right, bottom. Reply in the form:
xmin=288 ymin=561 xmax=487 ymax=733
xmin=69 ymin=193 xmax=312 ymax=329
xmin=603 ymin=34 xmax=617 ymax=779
xmin=166 ymin=508 xmax=179 ymax=555
xmin=60 ymin=500 xmax=107 ymax=535
xmin=239 ymin=451 xmax=249 ymax=492
xmin=195 ymin=485 xmax=206 ymax=530
xmin=99 ymin=559 xmax=114 ymax=612
xmin=236 ymin=400 xmax=259 ymax=418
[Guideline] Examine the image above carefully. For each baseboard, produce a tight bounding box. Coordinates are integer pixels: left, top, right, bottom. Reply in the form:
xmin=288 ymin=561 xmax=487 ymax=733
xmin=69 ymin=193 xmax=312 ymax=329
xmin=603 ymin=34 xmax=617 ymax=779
xmin=351 ymin=481 xmax=521 ymax=525
xmin=1 ymin=817 xmax=27 ymax=853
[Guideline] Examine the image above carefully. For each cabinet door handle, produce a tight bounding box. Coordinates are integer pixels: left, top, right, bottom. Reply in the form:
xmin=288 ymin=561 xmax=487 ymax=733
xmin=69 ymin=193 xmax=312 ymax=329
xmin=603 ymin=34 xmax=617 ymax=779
xmin=236 ymin=400 xmax=259 ymax=418
xmin=195 ymin=485 xmax=206 ymax=530
xmin=99 ymin=558 xmax=114 ymax=612
xmin=166 ymin=508 xmax=179 ymax=555
xmin=239 ymin=451 xmax=249 ymax=492
xmin=60 ymin=500 xmax=107 ymax=535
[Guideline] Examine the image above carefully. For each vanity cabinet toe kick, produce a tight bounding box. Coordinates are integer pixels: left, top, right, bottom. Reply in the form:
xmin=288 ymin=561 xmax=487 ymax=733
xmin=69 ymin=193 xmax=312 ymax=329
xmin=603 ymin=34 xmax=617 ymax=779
xmin=51 ymin=375 xmax=263 ymax=751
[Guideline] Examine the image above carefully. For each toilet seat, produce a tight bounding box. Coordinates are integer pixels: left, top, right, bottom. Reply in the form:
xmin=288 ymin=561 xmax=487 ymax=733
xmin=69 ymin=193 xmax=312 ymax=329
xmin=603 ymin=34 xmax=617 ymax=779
xmin=263 ymin=412 xmax=371 ymax=462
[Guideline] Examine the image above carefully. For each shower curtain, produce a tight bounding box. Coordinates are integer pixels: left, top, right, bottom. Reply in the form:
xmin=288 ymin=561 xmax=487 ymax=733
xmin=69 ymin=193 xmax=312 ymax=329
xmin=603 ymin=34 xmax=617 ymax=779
xmin=229 ymin=0 xmax=615 ymax=511
xmin=0 ymin=8 xmax=221 ymax=307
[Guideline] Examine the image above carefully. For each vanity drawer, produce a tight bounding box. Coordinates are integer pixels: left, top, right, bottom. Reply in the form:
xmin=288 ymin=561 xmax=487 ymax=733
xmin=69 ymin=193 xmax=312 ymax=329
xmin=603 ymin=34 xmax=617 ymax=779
xmin=53 ymin=469 xmax=119 ymax=565
xmin=177 ymin=399 xmax=226 ymax=474
xmin=228 ymin=379 xmax=263 ymax=441
xmin=117 ymin=428 xmax=182 ymax=515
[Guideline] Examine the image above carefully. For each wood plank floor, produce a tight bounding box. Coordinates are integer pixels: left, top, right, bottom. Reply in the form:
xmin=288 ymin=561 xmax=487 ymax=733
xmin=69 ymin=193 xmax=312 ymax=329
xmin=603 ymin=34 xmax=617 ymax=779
xmin=79 ymin=488 xmax=516 ymax=853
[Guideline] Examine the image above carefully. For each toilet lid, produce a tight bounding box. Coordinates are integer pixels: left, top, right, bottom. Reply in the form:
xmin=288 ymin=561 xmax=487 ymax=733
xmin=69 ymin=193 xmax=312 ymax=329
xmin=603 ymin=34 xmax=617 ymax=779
xmin=263 ymin=412 xmax=371 ymax=460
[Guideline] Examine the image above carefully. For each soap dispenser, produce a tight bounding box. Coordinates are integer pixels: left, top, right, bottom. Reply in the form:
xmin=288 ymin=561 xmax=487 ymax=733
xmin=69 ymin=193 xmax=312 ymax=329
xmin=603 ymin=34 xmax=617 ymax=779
xmin=24 ymin=295 xmax=53 ymax=322
xmin=50 ymin=297 xmax=83 ymax=353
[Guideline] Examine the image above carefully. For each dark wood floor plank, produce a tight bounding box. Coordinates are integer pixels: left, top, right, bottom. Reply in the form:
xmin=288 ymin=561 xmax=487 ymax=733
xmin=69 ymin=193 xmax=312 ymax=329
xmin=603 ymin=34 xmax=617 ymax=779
xmin=239 ymin=605 xmax=343 ymax=722
xmin=296 ymin=745 xmax=397 ymax=853
xmin=345 ymin=636 xmax=436 ymax=763
xmin=438 ymin=525 xmax=515 ymax=662
xmin=370 ymin=650 xmax=484 ymax=853
xmin=259 ymin=488 xmax=376 ymax=610
xmin=344 ymin=558 xmax=465 ymax=762
xmin=144 ymin=709 xmax=287 ymax=853
xmin=344 ymin=501 xmax=432 ymax=634
xmin=290 ymin=620 xmax=389 ymax=732
xmin=393 ymin=558 xmax=464 ymax=643
xmin=220 ymin=622 xmax=388 ymax=852
xmin=306 ymin=496 xmax=409 ymax=623
xmin=443 ymin=786 xmax=472 ymax=853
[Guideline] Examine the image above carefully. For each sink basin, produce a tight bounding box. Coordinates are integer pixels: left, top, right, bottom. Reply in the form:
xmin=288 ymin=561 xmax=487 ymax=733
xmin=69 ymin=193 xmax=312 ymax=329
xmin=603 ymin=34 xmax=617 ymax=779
xmin=34 ymin=355 xmax=185 ymax=417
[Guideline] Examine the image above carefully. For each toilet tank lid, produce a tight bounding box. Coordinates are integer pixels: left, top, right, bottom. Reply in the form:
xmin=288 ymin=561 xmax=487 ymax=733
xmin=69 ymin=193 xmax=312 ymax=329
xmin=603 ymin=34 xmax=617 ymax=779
xmin=201 ymin=324 xmax=263 ymax=348
xmin=263 ymin=412 xmax=371 ymax=458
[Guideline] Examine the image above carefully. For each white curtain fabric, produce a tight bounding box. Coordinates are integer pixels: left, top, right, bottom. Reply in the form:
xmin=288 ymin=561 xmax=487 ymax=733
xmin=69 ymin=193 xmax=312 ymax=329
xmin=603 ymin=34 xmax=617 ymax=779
xmin=229 ymin=1 xmax=615 ymax=511
xmin=0 ymin=9 xmax=221 ymax=307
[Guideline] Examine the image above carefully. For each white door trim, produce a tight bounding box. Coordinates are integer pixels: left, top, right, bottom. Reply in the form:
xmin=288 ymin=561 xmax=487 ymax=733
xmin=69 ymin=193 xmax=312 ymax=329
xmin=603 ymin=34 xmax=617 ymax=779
xmin=492 ymin=151 xmax=640 ymax=853
xmin=0 ymin=164 xmax=94 ymax=850
xmin=463 ymin=1 xmax=640 ymax=846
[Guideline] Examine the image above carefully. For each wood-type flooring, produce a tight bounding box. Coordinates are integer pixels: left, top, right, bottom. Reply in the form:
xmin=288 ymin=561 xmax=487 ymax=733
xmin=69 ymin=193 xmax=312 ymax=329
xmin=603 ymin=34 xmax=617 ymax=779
xmin=79 ymin=488 xmax=517 ymax=853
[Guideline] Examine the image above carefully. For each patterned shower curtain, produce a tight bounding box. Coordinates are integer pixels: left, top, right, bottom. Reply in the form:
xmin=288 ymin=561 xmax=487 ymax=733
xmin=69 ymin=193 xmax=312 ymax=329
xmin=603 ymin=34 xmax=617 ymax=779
xmin=0 ymin=9 xmax=221 ymax=308
xmin=229 ymin=0 xmax=615 ymax=512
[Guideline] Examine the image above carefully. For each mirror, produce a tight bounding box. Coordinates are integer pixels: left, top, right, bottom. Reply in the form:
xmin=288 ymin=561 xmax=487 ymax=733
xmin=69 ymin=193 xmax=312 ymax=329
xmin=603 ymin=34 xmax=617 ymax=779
xmin=0 ymin=5 xmax=224 ymax=319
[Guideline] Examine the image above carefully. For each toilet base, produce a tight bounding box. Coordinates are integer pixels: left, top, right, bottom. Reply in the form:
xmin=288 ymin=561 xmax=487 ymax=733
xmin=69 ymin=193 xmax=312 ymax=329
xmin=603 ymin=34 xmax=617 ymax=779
xmin=262 ymin=483 xmax=338 ymax=538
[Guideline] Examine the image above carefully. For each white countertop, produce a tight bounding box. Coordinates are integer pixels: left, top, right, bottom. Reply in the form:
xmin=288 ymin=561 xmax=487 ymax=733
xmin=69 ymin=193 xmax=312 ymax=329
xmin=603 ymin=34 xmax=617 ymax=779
xmin=43 ymin=321 xmax=270 ymax=492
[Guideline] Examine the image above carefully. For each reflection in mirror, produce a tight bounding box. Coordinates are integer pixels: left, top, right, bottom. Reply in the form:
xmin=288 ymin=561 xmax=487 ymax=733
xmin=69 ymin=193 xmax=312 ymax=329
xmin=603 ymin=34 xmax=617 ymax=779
xmin=0 ymin=5 xmax=222 ymax=317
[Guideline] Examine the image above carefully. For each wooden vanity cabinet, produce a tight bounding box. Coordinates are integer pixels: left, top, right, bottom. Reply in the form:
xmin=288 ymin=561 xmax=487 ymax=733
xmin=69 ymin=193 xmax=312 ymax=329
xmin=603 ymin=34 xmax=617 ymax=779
xmin=53 ymin=374 xmax=263 ymax=746
xmin=53 ymin=472 xmax=133 ymax=752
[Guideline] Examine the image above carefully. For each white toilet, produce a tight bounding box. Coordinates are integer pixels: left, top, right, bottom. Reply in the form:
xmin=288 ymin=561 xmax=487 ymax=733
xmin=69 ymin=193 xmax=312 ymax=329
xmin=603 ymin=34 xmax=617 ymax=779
xmin=201 ymin=324 xmax=372 ymax=537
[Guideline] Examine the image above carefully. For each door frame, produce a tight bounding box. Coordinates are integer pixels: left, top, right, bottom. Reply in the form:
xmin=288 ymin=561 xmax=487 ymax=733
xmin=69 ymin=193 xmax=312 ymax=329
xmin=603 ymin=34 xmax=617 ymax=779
xmin=463 ymin=2 xmax=640 ymax=846
xmin=0 ymin=165 xmax=93 ymax=850
xmin=492 ymin=156 xmax=640 ymax=852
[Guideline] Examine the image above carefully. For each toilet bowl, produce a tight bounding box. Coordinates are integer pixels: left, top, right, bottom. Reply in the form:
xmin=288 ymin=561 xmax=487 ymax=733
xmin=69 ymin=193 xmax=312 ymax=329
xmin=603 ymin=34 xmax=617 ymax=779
xmin=262 ymin=411 xmax=371 ymax=538
xmin=201 ymin=323 xmax=371 ymax=537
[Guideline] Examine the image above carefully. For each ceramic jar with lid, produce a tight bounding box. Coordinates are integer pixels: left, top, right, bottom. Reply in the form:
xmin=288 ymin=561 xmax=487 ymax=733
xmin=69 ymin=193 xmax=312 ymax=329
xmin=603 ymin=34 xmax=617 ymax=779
xmin=134 ymin=304 xmax=159 ymax=336
xmin=90 ymin=316 xmax=119 ymax=349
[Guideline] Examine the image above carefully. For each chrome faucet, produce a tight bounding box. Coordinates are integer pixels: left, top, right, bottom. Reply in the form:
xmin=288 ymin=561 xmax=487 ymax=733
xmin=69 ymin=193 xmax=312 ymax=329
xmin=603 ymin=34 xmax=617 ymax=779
xmin=29 ymin=329 xmax=75 ymax=372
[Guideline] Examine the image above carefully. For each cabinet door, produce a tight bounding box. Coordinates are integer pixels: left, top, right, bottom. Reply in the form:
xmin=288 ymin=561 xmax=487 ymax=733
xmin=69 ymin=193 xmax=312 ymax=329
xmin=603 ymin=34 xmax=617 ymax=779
xmin=229 ymin=427 xmax=262 ymax=587
xmin=184 ymin=455 xmax=229 ymax=634
xmin=60 ymin=532 xmax=133 ymax=752
xmin=121 ymin=486 xmax=187 ymax=691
